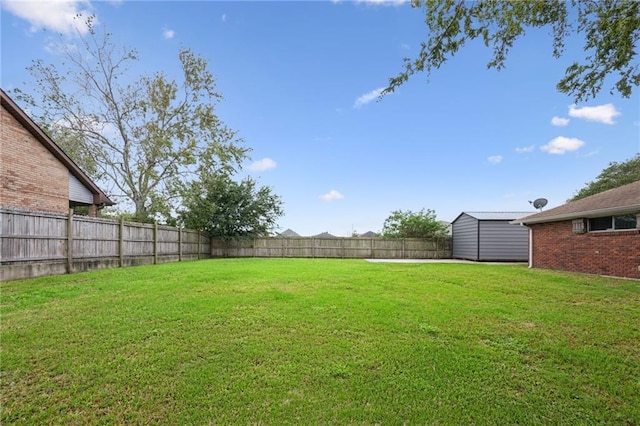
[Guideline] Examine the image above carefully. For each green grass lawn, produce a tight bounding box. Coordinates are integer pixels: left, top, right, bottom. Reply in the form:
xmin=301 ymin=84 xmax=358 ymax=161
xmin=2 ymin=259 xmax=639 ymax=425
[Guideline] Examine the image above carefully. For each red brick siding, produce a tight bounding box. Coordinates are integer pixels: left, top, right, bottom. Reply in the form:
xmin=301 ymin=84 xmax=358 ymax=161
xmin=1 ymin=104 xmax=69 ymax=214
xmin=530 ymin=221 xmax=640 ymax=279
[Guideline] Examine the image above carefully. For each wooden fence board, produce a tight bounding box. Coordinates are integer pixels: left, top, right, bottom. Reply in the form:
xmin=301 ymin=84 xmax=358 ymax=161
xmin=0 ymin=207 xmax=210 ymax=281
xmin=211 ymin=236 xmax=452 ymax=260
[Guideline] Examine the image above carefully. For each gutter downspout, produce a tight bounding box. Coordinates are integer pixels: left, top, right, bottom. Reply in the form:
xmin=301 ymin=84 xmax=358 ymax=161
xmin=528 ymin=227 xmax=533 ymax=268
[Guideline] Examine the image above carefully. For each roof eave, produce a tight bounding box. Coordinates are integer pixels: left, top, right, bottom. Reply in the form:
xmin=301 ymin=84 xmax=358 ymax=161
xmin=515 ymin=205 xmax=640 ymax=225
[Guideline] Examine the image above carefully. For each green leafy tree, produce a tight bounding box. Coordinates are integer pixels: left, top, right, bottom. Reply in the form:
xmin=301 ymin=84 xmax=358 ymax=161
xmin=382 ymin=209 xmax=447 ymax=238
xmin=14 ymin=21 xmax=248 ymax=223
xmin=179 ymin=174 xmax=284 ymax=240
xmin=39 ymin=123 xmax=101 ymax=182
xmin=570 ymin=154 xmax=640 ymax=201
xmin=385 ymin=0 xmax=640 ymax=102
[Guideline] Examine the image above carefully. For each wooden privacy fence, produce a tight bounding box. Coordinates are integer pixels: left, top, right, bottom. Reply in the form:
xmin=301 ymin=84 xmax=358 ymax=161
xmin=0 ymin=207 xmax=211 ymax=281
xmin=212 ymin=236 xmax=452 ymax=259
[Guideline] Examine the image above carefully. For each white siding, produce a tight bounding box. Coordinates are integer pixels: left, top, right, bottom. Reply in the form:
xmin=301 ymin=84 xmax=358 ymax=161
xmin=68 ymin=172 xmax=93 ymax=204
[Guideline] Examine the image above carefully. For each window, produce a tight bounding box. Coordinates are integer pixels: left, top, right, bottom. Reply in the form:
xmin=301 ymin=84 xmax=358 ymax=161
xmin=615 ymin=214 xmax=637 ymax=229
xmin=588 ymin=214 xmax=637 ymax=231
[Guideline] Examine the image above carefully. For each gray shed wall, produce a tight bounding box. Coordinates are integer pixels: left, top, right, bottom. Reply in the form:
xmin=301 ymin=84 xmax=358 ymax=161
xmin=68 ymin=172 xmax=94 ymax=204
xmin=453 ymin=213 xmax=529 ymax=261
xmin=478 ymin=221 xmax=529 ymax=261
xmin=452 ymin=213 xmax=479 ymax=260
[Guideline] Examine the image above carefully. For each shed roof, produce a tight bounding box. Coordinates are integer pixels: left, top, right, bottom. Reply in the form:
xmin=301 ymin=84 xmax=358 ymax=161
xmin=453 ymin=212 xmax=534 ymax=222
xmin=515 ymin=180 xmax=640 ymax=225
xmin=1 ymin=88 xmax=114 ymax=207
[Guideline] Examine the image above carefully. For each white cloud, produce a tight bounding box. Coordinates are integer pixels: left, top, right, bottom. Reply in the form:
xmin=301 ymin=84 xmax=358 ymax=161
xmin=488 ymin=155 xmax=503 ymax=164
xmin=515 ymin=145 xmax=535 ymax=153
xmin=247 ymin=158 xmax=277 ymax=173
xmin=319 ymin=190 xmax=344 ymax=202
xmin=568 ymin=103 xmax=620 ymax=124
xmin=1 ymin=0 xmax=94 ymax=35
xmin=541 ymin=136 xmax=585 ymax=155
xmin=551 ymin=116 xmax=569 ymax=127
xmin=354 ymin=87 xmax=385 ymax=108
xmin=221 ymin=13 xmax=227 ymax=23
xmin=162 ymin=28 xmax=175 ymax=40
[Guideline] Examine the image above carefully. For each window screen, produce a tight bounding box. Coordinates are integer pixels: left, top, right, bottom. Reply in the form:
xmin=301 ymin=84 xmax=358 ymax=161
xmin=589 ymin=214 xmax=637 ymax=231
xmin=589 ymin=216 xmax=612 ymax=231
xmin=614 ymin=214 xmax=637 ymax=230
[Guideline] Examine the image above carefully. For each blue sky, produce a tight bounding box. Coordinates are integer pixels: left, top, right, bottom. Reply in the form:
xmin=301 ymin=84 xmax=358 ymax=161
xmin=2 ymin=1 xmax=639 ymax=236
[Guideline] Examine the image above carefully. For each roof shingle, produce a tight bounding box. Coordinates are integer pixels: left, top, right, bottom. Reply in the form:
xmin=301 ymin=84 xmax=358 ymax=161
xmin=516 ymin=180 xmax=640 ymax=225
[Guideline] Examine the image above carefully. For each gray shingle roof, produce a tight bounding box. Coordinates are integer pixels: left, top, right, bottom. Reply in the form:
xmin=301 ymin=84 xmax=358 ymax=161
xmin=279 ymin=228 xmax=300 ymax=237
xmin=515 ymin=180 xmax=640 ymax=225
xmin=314 ymin=232 xmax=337 ymax=238
xmin=359 ymin=231 xmax=377 ymax=238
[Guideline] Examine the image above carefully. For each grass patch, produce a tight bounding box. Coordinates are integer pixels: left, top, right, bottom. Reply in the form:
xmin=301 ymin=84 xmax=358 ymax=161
xmin=2 ymin=259 xmax=639 ymax=424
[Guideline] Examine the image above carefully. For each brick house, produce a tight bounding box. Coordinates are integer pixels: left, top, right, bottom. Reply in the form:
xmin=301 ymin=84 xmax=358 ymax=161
xmin=515 ymin=180 xmax=640 ymax=279
xmin=1 ymin=89 xmax=114 ymax=216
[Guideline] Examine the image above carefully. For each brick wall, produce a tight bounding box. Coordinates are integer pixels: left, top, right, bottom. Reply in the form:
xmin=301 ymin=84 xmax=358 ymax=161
xmin=530 ymin=220 xmax=640 ymax=279
xmin=0 ymin=104 xmax=69 ymax=214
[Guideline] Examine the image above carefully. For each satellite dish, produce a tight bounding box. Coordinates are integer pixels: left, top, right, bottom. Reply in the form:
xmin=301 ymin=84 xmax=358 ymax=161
xmin=530 ymin=198 xmax=548 ymax=211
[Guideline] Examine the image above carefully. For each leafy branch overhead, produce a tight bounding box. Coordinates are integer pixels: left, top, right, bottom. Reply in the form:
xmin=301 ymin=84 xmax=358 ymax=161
xmin=385 ymin=0 xmax=640 ymax=102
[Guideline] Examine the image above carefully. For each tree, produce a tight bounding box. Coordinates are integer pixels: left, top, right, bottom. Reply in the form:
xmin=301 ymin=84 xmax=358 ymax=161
xmin=41 ymin=124 xmax=101 ymax=182
xmin=14 ymin=21 xmax=248 ymax=222
xmin=570 ymin=153 xmax=640 ymax=201
xmin=381 ymin=209 xmax=447 ymax=238
xmin=385 ymin=0 xmax=640 ymax=103
xmin=179 ymin=173 xmax=284 ymax=240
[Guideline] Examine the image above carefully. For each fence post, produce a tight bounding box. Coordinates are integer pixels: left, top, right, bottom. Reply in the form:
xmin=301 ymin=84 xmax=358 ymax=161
xmin=197 ymin=232 xmax=201 ymax=260
xmin=153 ymin=222 xmax=158 ymax=265
xmin=371 ymin=238 xmax=374 ymax=259
xmin=178 ymin=227 xmax=183 ymax=262
xmin=119 ymin=217 xmax=124 ymax=267
xmin=402 ymin=239 xmax=405 ymax=259
xmin=66 ymin=208 xmax=73 ymax=274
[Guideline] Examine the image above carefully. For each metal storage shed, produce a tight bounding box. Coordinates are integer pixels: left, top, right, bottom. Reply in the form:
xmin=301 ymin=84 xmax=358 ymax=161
xmin=452 ymin=212 xmax=533 ymax=261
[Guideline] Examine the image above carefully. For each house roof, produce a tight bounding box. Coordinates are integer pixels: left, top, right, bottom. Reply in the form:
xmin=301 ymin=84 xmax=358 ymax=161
xmin=1 ymin=89 xmax=115 ymax=206
xmin=279 ymin=228 xmax=300 ymax=237
xmin=453 ymin=211 xmax=535 ymax=222
xmin=514 ymin=180 xmax=640 ymax=225
xmin=313 ymin=232 xmax=337 ymax=238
